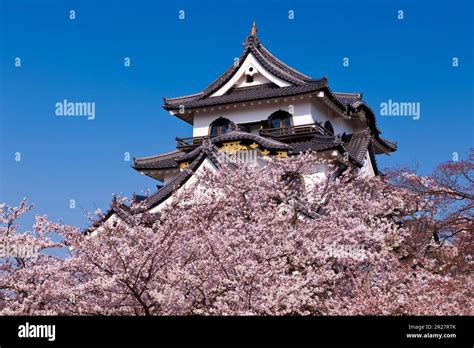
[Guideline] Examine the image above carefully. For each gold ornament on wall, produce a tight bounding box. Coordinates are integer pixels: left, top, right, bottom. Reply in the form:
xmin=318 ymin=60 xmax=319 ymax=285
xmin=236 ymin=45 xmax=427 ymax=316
xmin=249 ymin=142 xmax=259 ymax=149
xmin=179 ymin=161 xmax=190 ymax=169
xmin=220 ymin=141 xmax=247 ymax=154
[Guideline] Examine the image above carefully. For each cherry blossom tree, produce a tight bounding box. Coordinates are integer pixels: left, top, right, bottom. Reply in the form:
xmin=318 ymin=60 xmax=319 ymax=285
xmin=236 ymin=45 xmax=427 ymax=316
xmin=387 ymin=149 xmax=473 ymax=310
xmin=0 ymin=200 xmax=77 ymax=315
xmin=1 ymin=152 xmax=472 ymax=315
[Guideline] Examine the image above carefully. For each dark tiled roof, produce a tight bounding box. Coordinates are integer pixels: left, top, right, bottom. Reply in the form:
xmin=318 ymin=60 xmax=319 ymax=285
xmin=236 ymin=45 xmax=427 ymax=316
xmin=343 ymin=129 xmax=372 ymax=163
xmin=334 ymin=92 xmax=398 ymax=153
xmin=257 ymin=44 xmax=312 ymax=81
xmin=132 ymin=194 xmax=147 ymax=203
xmin=195 ymin=34 xmax=315 ymax=101
xmin=246 ymin=45 xmax=310 ymax=86
xmin=163 ymin=92 xmax=203 ymax=106
xmin=133 ymin=127 xmax=393 ymax=176
xmin=144 ymin=144 xmax=225 ymax=209
xmin=379 ymin=137 xmax=397 ymax=151
xmin=163 ymin=24 xmax=327 ymax=112
xmin=333 ymin=92 xmax=363 ymax=107
xmin=132 ymin=150 xmax=184 ymax=170
xmin=112 ymin=201 xmax=134 ymax=224
xmin=164 ymin=82 xmax=327 ymax=110
xmin=371 ymin=137 xmax=397 ymax=154
xmin=289 ymin=134 xmax=341 ymax=154
xmin=143 ymin=164 xmax=195 ymax=209
xmin=178 ymin=145 xmax=204 ymax=162
xmin=289 ymin=130 xmax=373 ymax=167
xmin=133 ymin=130 xmax=291 ymax=173
xmin=84 ymin=198 xmax=134 ymax=234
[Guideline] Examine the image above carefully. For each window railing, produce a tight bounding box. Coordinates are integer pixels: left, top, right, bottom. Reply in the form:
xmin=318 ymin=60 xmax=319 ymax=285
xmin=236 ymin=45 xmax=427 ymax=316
xmin=259 ymin=123 xmax=327 ymax=139
xmin=175 ymin=136 xmax=207 ymax=151
xmin=176 ymin=123 xmax=328 ymax=151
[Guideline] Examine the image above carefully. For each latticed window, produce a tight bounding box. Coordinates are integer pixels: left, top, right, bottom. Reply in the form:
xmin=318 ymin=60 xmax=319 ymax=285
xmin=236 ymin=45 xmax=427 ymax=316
xmin=268 ymin=110 xmax=292 ymax=134
xmin=209 ymin=117 xmax=231 ymax=137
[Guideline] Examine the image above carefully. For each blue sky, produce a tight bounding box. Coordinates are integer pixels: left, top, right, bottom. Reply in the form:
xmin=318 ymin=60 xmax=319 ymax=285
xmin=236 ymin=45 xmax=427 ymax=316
xmin=1 ymin=0 xmax=472 ymax=229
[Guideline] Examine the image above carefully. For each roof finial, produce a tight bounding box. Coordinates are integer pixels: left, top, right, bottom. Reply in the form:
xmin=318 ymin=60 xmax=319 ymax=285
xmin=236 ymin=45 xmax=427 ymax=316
xmin=244 ymin=20 xmax=260 ymax=48
xmin=250 ymin=20 xmax=257 ymax=37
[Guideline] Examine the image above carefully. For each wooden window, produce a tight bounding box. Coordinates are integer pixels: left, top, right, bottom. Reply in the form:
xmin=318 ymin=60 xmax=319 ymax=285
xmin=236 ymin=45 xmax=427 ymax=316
xmin=268 ymin=110 xmax=292 ymax=134
xmin=324 ymin=121 xmax=334 ymax=135
xmin=210 ymin=117 xmax=231 ymax=137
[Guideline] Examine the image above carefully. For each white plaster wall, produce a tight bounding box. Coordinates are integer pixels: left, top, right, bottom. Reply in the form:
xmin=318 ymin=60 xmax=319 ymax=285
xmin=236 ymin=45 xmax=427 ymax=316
xmin=234 ymin=73 xmax=271 ymax=89
xmin=310 ymin=99 xmax=356 ymax=135
xmin=301 ymin=163 xmax=330 ymax=193
xmin=193 ymin=98 xmax=314 ymax=137
xmin=359 ymin=150 xmax=376 ymax=177
xmin=90 ymin=213 xmax=123 ymax=237
xmin=211 ymin=53 xmax=290 ymax=97
xmin=149 ymin=157 xmax=218 ymax=213
xmin=193 ymin=96 xmax=367 ymax=137
xmin=248 ymin=125 xmax=261 ymax=135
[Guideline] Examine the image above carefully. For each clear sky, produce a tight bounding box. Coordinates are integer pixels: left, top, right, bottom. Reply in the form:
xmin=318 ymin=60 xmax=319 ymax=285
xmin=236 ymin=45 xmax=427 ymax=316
xmin=1 ymin=0 xmax=473 ymax=229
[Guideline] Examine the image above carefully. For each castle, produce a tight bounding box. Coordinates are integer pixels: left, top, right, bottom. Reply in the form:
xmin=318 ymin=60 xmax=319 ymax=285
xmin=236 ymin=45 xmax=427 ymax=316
xmin=92 ymin=22 xmax=396 ymax=231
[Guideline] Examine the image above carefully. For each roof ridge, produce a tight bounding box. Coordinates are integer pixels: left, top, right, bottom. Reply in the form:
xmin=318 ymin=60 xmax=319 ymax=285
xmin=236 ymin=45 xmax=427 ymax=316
xmin=349 ymin=128 xmax=372 ymax=137
xmin=333 ymin=91 xmax=362 ymax=97
xmin=248 ymin=45 xmax=306 ymax=85
xmin=144 ymin=147 xmax=223 ymax=209
xmin=164 ymin=92 xmax=203 ymax=101
xmin=258 ymin=44 xmax=312 ymax=81
xmin=134 ymin=149 xmax=182 ymax=162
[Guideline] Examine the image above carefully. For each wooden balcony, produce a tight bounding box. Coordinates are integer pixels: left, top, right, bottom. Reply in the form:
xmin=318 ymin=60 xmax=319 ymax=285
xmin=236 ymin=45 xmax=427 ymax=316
xmin=176 ymin=124 xmax=328 ymax=151
xmin=175 ymin=136 xmax=207 ymax=151
xmin=259 ymin=123 xmax=327 ymax=140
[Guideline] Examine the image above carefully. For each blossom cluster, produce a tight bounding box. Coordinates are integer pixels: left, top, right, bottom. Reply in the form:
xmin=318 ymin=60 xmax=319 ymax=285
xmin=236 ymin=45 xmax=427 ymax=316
xmin=1 ymin=153 xmax=472 ymax=315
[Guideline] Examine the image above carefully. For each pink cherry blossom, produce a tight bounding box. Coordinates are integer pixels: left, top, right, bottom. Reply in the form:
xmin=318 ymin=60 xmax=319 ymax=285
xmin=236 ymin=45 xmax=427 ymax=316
xmin=1 ymin=151 xmax=472 ymax=315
